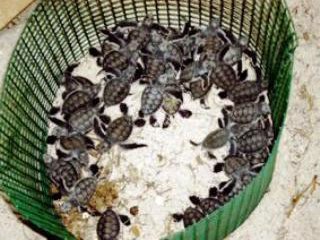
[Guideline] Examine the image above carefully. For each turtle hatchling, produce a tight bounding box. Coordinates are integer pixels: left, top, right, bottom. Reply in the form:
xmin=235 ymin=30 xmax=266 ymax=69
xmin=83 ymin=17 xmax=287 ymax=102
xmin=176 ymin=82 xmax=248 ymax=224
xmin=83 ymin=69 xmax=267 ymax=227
xmin=228 ymin=80 xmax=267 ymax=104
xmin=223 ymin=101 xmax=271 ymax=124
xmin=172 ymin=207 xmax=204 ymax=228
xmin=96 ymin=208 xmax=131 ymax=240
xmin=46 ymin=159 xmax=81 ymax=193
xmin=210 ymin=62 xmax=237 ymax=91
xmin=61 ymin=177 xmax=97 ymax=212
xmin=190 ymin=128 xmax=230 ymax=150
xmin=236 ymin=129 xmax=270 ymax=154
xmin=189 ymin=195 xmax=221 ymax=215
xmin=103 ymin=65 xmax=136 ymax=106
xmin=97 ymin=209 xmax=120 ymax=240
xmin=140 ymin=85 xmax=164 ymax=116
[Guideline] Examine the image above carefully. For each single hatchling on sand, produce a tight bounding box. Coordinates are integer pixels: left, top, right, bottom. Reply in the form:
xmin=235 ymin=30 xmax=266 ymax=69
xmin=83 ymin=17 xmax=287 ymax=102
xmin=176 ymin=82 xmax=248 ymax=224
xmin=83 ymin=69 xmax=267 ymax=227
xmin=96 ymin=208 xmax=131 ymax=240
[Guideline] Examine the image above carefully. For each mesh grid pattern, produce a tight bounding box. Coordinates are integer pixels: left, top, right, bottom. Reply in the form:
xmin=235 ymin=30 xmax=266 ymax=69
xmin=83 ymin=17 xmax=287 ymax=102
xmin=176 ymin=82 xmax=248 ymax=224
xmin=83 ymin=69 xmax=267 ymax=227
xmin=0 ymin=0 xmax=297 ymax=239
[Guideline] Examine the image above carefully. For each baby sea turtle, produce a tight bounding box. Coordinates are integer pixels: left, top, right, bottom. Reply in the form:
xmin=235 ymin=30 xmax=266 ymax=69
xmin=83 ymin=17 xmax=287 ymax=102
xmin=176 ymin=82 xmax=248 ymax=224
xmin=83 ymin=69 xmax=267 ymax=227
xmin=59 ymin=134 xmax=95 ymax=151
xmin=214 ymin=155 xmax=261 ymax=203
xmin=137 ymin=82 xmax=184 ymax=127
xmin=140 ymin=85 xmax=164 ymax=115
xmin=190 ymin=127 xmax=230 ymax=151
xmin=236 ymin=129 xmax=270 ymax=154
xmin=199 ymin=19 xmax=226 ymax=61
xmin=94 ymin=106 xmax=147 ymax=152
xmin=245 ymin=147 xmax=270 ymax=166
xmin=209 ymin=62 xmax=238 ymax=91
xmin=140 ymin=55 xmax=166 ymax=84
xmin=161 ymin=93 xmax=192 ymax=128
xmin=172 ymin=207 xmax=204 ymax=228
xmin=97 ymin=208 xmax=131 ymax=240
xmin=224 ymin=80 xmax=268 ymax=104
xmin=213 ymin=155 xmax=252 ymax=176
xmin=45 ymin=157 xmax=81 ymax=193
xmin=103 ymin=66 xmax=136 ymax=106
xmin=61 ymin=177 xmax=98 ymax=212
xmin=223 ymin=101 xmax=271 ymax=124
xmin=218 ymin=35 xmax=249 ymax=66
xmin=186 ymin=75 xmax=213 ymax=109
xmin=62 ymin=70 xmax=98 ymax=99
xmin=189 ymin=195 xmax=221 ymax=216
xmin=102 ymin=50 xmax=129 ymax=74
xmin=62 ymin=85 xmax=100 ymax=115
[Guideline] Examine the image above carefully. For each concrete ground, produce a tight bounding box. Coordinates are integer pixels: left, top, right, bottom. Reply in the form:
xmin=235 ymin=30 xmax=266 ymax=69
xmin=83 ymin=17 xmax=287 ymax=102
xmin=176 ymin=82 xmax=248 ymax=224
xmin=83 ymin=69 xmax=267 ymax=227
xmin=0 ymin=0 xmax=319 ymax=239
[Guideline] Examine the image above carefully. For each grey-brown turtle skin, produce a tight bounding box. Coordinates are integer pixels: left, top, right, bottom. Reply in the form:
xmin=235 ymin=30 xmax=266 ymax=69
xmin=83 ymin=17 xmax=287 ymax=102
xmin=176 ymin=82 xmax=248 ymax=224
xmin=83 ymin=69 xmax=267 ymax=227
xmin=72 ymin=177 xmax=97 ymax=206
xmin=179 ymin=63 xmax=195 ymax=84
xmin=228 ymin=81 xmax=265 ymax=104
xmin=140 ymin=86 xmax=163 ymax=115
xmin=63 ymin=75 xmax=94 ymax=94
xmin=144 ymin=57 xmax=166 ymax=81
xmin=102 ymin=40 xmax=115 ymax=56
xmin=228 ymin=102 xmax=270 ymax=124
xmin=103 ymin=79 xmax=131 ymax=106
xmin=103 ymin=50 xmax=129 ymax=71
xmin=189 ymin=78 xmax=213 ymax=99
xmin=224 ymin=156 xmax=250 ymax=176
xmin=210 ymin=63 xmax=237 ymax=91
xmin=60 ymin=134 xmax=87 ymax=151
xmin=202 ymin=128 xmax=230 ymax=149
xmin=97 ymin=209 xmax=120 ymax=240
xmin=237 ymin=129 xmax=268 ymax=153
xmin=106 ymin=116 xmax=133 ymax=143
xmin=183 ymin=207 xmax=204 ymax=228
xmin=198 ymin=197 xmax=221 ymax=215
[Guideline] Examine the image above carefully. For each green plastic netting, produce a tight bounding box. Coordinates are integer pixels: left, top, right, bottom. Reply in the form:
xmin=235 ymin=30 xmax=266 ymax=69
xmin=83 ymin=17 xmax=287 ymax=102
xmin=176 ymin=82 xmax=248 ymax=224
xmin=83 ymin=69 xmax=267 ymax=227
xmin=0 ymin=0 xmax=297 ymax=239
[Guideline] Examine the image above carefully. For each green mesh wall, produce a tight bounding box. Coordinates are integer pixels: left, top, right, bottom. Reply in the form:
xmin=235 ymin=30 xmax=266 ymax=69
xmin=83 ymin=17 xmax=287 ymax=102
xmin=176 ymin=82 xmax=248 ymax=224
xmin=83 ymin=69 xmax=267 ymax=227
xmin=0 ymin=0 xmax=297 ymax=239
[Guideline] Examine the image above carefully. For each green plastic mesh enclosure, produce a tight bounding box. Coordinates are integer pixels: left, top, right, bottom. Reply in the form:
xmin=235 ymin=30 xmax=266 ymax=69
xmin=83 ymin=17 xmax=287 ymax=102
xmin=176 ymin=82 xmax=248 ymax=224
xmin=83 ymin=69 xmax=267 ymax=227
xmin=0 ymin=0 xmax=297 ymax=239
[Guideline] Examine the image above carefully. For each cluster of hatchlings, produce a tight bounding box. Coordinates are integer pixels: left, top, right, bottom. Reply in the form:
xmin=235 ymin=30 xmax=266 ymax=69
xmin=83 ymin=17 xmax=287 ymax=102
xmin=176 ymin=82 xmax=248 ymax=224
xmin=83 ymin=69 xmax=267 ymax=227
xmin=45 ymin=16 xmax=274 ymax=239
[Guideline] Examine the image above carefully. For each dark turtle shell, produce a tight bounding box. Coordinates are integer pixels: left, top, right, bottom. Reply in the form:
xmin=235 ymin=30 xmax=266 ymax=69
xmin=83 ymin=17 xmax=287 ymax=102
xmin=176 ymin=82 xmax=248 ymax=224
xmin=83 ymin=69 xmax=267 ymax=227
xmin=107 ymin=116 xmax=133 ymax=143
xmin=103 ymin=50 xmax=129 ymax=71
xmin=202 ymin=35 xmax=224 ymax=56
xmin=103 ymin=79 xmax=131 ymax=106
xmin=128 ymin=27 xmax=151 ymax=49
xmin=198 ymin=197 xmax=221 ymax=215
xmin=49 ymin=161 xmax=80 ymax=191
xmin=229 ymin=102 xmax=262 ymax=124
xmin=97 ymin=209 xmax=120 ymax=240
xmin=246 ymin=148 xmax=269 ymax=165
xmin=60 ymin=135 xmax=84 ymax=151
xmin=202 ymin=128 xmax=230 ymax=149
xmin=228 ymin=81 xmax=264 ymax=103
xmin=145 ymin=57 xmax=166 ymax=80
xmin=224 ymin=156 xmax=249 ymax=176
xmin=72 ymin=177 xmax=97 ymax=206
xmin=237 ymin=129 xmax=268 ymax=153
xmin=183 ymin=207 xmax=204 ymax=228
xmin=189 ymin=78 xmax=213 ymax=99
xmin=62 ymin=91 xmax=94 ymax=115
xmin=210 ymin=63 xmax=237 ymax=91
